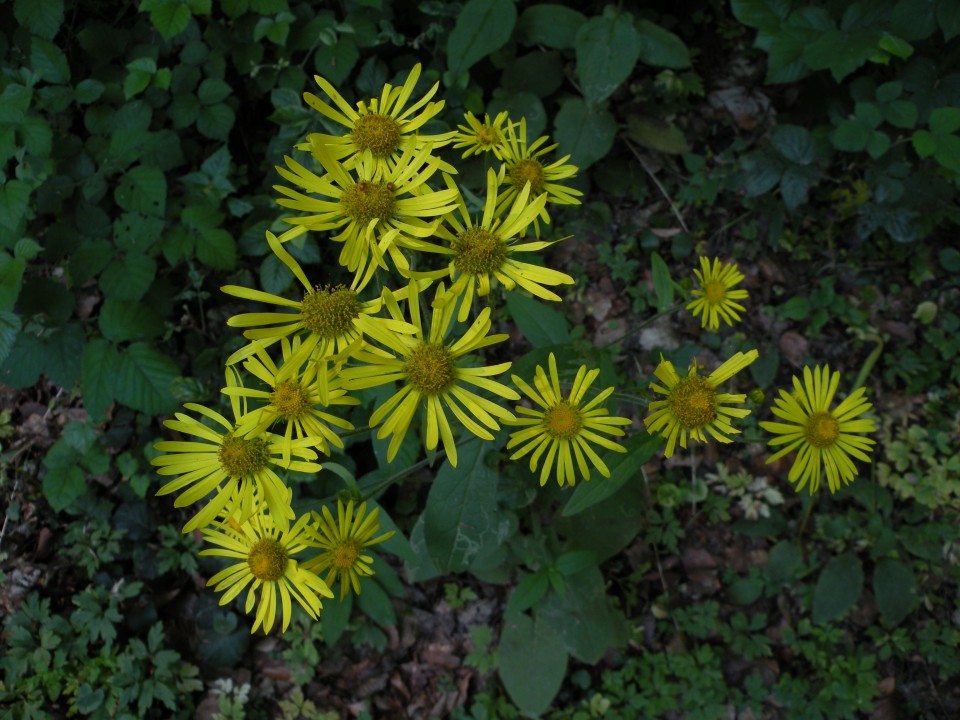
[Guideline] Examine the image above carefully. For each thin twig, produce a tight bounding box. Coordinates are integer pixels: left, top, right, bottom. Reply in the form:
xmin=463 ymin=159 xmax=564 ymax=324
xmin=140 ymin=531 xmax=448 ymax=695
xmin=625 ymin=139 xmax=690 ymax=234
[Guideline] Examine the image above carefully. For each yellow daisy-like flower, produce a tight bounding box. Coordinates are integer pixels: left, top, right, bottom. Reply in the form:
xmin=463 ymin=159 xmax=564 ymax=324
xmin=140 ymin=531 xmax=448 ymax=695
xmin=200 ymin=509 xmax=333 ymax=634
xmin=339 ymin=280 xmax=519 ymax=467
xmin=152 ymin=388 xmax=322 ymax=533
xmin=222 ymin=338 xmax=358 ymax=458
xmin=301 ymin=62 xmax=453 ymax=178
xmin=275 ymin=141 xmax=460 ymax=289
xmin=644 ymin=350 xmax=759 ymax=458
xmin=221 ymin=229 xmax=423 ymax=365
xmin=686 ymin=257 xmax=749 ymax=330
xmin=759 ymin=365 xmax=877 ymax=494
xmin=505 ymin=353 xmax=632 ymax=487
xmin=452 ymin=110 xmax=512 ymax=160
xmin=303 ymin=498 xmax=395 ymax=600
xmin=496 ymin=118 xmax=583 ymax=233
xmin=414 ymin=169 xmax=574 ymax=322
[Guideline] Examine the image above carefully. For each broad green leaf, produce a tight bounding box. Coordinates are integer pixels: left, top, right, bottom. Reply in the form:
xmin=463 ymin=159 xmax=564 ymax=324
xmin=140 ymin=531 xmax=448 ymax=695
xmin=0 ymin=329 xmax=43 ymax=388
xmin=74 ymin=78 xmax=104 ymax=104
xmin=625 ymin=115 xmax=689 ymax=154
xmin=650 ymin=251 xmax=674 ymax=311
xmin=197 ymin=103 xmax=235 ymax=140
xmin=555 ymin=550 xmax=597 ymax=576
xmin=771 ymin=124 xmax=815 ymax=164
xmin=43 ymin=323 xmax=86 ymax=388
xmin=575 ymin=14 xmax=640 ymax=105
xmin=832 ymin=119 xmax=871 ymax=151
xmin=446 ymin=0 xmax=517 ymax=78
xmin=141 ymin=0 xmax=192 ymax=39
xmin=423 ymin=440 xmax=503 ymax=573
xmin=0 ymin=179 xmax=32 ymax=234
xmin=114 ymin=342 xmax=180 ymax=414
xmin=502 ymin=51 xmax=564 ymax=98
xmin=728 ymin=577 xmax=764 ymax=605
xmin=198 ymin=78 xmax=232 ymax=105
xmin=68 ymin=240 xmax=113 ymax=284
xmin=99 ymin=298 xmax=163 ymax=342
xmin=515 ymin=4 xmax=587 ymax=49
xmin=730 ymin=0 xmax=789 ymax=29
xmin=356 ymin=578 xmax=397 ymax=628
xmin=0 ymin=312 xmax=21 ymax=367
xmin=563 ymin=431 xmax=662 ymax=517
xmin=315 ymin=37 xmax=359 ymax=85
xmin=14 ymin=0 xmax=64 ymax=39
xmin=17 ymin=277 xmax=74 ymax=325
xmin=488 ymin=90 xmax=546 ymax=139
xmin=196 ymin=229 xmax=237 ymax=270
xmin=504 ymin=572 xmax=549 ymax=618
xmin=938 ymin=0 xmax=960 ymax=40
xmin=912 ymin=129 xmax=936 ymax=158
xmin=553 ymin=97 xmax=617 ymax=171
xmin=556 ymin=476 xmax=644 ymax=562
xmin=19 ymin=116 xmax=53 ymax=157
xmin=802 ymin=28 xmax=880 ymax=81
xmin=812 ymin=552 xmax=863 ymax=624
xmin=42 ymin=438 xmax=87 ymax=512
xmin=0 ymin=253 xmax=26 ymax=311
xmin=100 ymin=254 xmax=156 ymax=301
xmin=766 ymin=540 xmax=803 ymax=582
xmin=115 ymin=167 xmax=167 ymax=218
xmin=931 ymin=108 xmax=960 ymax=135
xmin=83 ymin=338 xmax=119 ymax=420
xmin=780 ymin=166 xmax=815 ymax=209
xmin=31 ymin=38 xmax=71 ymax=83
xmin=874 ymin=557 xmax=919 ymax=626
xmin=498 ymin=613 xmax=567 ymax=716
xmin=884 ymin=99 xmax=918 ymax=129
xmin=504 ymin=290 xmax=570 ymax=347
xmin=635 ymin=19 xmax=691 ymax=69
xmin=935 ymin=134 xmax=960 ymax=171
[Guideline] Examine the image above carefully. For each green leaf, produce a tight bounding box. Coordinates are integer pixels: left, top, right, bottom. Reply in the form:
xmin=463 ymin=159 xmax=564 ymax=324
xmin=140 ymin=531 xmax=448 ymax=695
xmin=0 ymin=253 xmax=26 ymax=311
xmin=650 ymin=251 xmax=674 ymax=311
xmin=0 ymin=312 xmax=21 ymax=367
xmin=730 ymin=0 xmax=789 ymax=29
xmin=539 ymin=566 xmax=627 ymax=662
xmin=934 ymin=134 xmax=960 ymax=172
xmin=771 ymin=124 xmax=815 ymax=164
xmin=141 ymin=0 xmax=192 ymax=39
xmin=0 ymin=179 xmax=32 ymax=235
xmin=938 ymin=0 xmax=960 ymax=40
xmin=766 ymin=540 xmax=803 ymax=583
xmin=873 ymin=557 xmax=919 ymax=626
xmin=504 ymin=290 xmax=570 ymax=347
xmin=115 ymin=166 xmax=167 ymax=218
xmin=556 ymin=477 xmax=644 ymax=562
xmin=555 ymin=550 xmax=597 ymax=576
xmin=940 ymin=247 xmax=960 ymax=272
xmin=931 ymin=108 xmax=960 ymax=136
xmin=553 ymin=98 xmax=616 ymax=171
xmin=75 ymin=684 xmax=105 ymax=714
xmin=779 ymin=295 xmax=810 ymax=320
xmin=515 ymin=4 xmax=587 ymax=49
xmin=44 ymin=323 xmax=86 ymax=388
xmin=423 ymin=440 xmax=503 ymax=573
xmin=14 ymin=0 xmax=64 ymax=39
xmin=196 ymin=229 xmax=237 ymax=270
xmin=779 ymin=166 xmax=814 ymax=209
xmin=356 ymin=578 xmax=397 ymax=628
xmin=803 ymin=28 xmax=880 ymax=81
xmin=498 ymin=613 xmax=567 ymax=716
xmin=83 ymin=338 xmax=119 ymax=420
xmin=812 ymin=552 xmax=863 ymax=624
xmin=42 ymin=458 xmax=86 ymax=511
xmin=728 ymin=577 xmax=764 ymax=605
xmin=197 ymin=103 xmax=235 ymax=140
xmin=100 ymin=254 xmax=156 ymax=301
xmin=315 ymin=37 xmax=359 ymax=85
xmin=17 ymin=277 xmax=74 ymax=325
xmin=878 ymin=33 xmax=913 ymax=60
xmin=912 ymin=129 xmax=936 ymax=158
xmin=19 ymin=116 xmax=53 ymax=157
xmin=31 ymin=38 xmax=71 ymax=83
xmin=563 ymin=431 xmax=662 ymax=517
xmin=504 ymin=572 xmax=549 ymax=618
xmin=446 ymin=0 xmax=517 ymax=78
xmin=625 ymin=115 xmax=689 ymax=154
xmin=197 ymin=78 xmax=232 ymax=105
xmin=69 ymin=240 xmax=113 ymax=285
xmin=75 ymin=79 xmax=105 ymax=104
xmin=832 ymin=119 xmax=871 ymax=151
xmin=635 ymin=19 xmax=691 ymax=69
xmin=884 ymin=99 xmax=918 ymax=129
xmin=114 ymin=342 xmax=179 ymax=414
xmin=575 ymin=14 xmax=641 ymax=105
xmin=866 ymin=131 xmax=891 ymax=159
xmin=99 ymin=298 xmax=163 ymax=342
xmin=489 ymin=90 xmax=546 ymax=139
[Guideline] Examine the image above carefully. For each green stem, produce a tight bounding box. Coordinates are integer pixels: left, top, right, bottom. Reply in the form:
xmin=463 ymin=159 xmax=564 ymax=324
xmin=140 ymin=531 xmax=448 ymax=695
xmin=600 ymin=301 xmax=685 ymax=349
xmin=852 ymin=334 xmax=884 ymax=391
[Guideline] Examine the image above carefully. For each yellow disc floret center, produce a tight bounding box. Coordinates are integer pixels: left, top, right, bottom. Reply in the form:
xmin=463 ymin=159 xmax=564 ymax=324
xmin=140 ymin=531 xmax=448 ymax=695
xmin=542 ymin=400 xmax=583 ymax=440
xmin=668 ymin=377 xmax=718 ymax=429
xmin=453 ymin=226 xmax=508 ymax=276
xmin=351 ymin=113 xmax=402 ymax=158
xmin=405 ymin=343 xmax=456 ymax=396
xmin=331 ymin=542 xmax=360 ymax=570
xmin=340 ymin=181 xmax=395 ymax=226
xmin=218 ymin=433 xmax=271 ymax=477
xmin=300 ymin=285 xmax=362 ymax=339
xmin=247 ymin=537 xmax=288 ymax=582
xmin=270 ymin=380 xmax=310 ymax=422
xmin=804 ymin=411 xmax=840 ymax=448
xmin=508 ymin=158 xmax=545 ymax=195
xmin=704 ymin=280 xmax=727 ymax=305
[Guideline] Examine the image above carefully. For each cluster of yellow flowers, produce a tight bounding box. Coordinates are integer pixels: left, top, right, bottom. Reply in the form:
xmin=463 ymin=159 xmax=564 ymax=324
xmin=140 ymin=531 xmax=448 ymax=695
xmin=151 ymin=64 xmax=877 ymax=634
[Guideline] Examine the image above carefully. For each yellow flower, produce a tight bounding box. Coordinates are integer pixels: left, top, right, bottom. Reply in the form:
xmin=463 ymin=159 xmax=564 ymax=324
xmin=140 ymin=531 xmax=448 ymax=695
xmin=759 ymin=365 xmax=876 ymax=494
xmin=274 ymin=141 xmax=460 ymax=289
xmin=301 ymin=62 xmax=453 ymax=178
xmin=221 ymin=229 xmax=422 ymax=365
xmin=339 ymin=280 xmax=519 ymax=467
xmin=222 ymin=338 xmax=358 ymax=458
xmin=506 ymin=353 xmax=632 ymax=487
xmin=200 ymin=509 xmax=333 ymax=634
xmin=152 ymin=388 xmax=322 ymax=533
xmin=452 ymin=110 xmax=512 ymax=159
xmin=496 ymin=118 xmax=583 ymax=234
xmin=303 ymin=499 xmax=394 ymax=600
xmin=686 ymin=257 xmax=748 ymax=330
xmin=413 ymin=169 xmax=574 ymax=321
xmin=644 ymin=350 xmax=759 ymax=458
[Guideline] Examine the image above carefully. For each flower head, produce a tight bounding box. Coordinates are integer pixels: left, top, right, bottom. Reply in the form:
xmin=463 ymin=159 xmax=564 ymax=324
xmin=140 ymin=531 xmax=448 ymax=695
xmin=339 ymin=280 xmax=519 ymax=467
xmin=152 ymin=383 xmax=322 ymax=533
xmin=686 ymin=257 xmax=748 ymax=330
xmin=274 ymin=142 xmax=459 ymax=288
xmin=644 ymin=350 xmax=759 ymax=458
xmin=759 ymin=365 xmax=876 ymax=494
xmin=452 ymin=111 xmax=512 ymax=160
xmin=221 ymin=229 xmax=423 ymax=365
xmin=414 ymin=169 xmax=574 ymax=321
xmin=506 ymin=353 xmax=632 ymax=487
xmin=200 ymin=509 xmax=333 ymax=634
xmin=301 ymin=63 xmax=453 ymax=178
xmin=303 ymin=499 xmax=394 ymax=600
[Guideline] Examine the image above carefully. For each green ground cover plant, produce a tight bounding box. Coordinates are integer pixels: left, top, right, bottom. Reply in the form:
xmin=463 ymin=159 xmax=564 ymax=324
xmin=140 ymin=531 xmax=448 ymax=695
xmin=2 ymin=0 xmax=959 ymax=718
